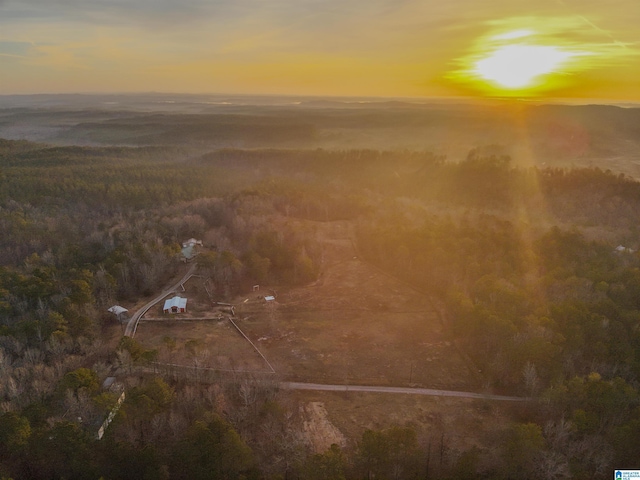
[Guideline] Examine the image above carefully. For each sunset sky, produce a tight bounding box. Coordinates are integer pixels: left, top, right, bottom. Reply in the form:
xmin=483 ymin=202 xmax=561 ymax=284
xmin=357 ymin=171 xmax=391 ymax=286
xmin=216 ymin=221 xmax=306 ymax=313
xmin=1 ymin=0 xmax=638 ymax=101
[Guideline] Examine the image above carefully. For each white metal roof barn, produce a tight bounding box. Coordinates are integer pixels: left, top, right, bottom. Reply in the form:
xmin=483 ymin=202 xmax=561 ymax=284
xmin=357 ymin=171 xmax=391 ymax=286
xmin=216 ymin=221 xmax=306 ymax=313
xmin=163 ymin=296 xmax=187 ymax=313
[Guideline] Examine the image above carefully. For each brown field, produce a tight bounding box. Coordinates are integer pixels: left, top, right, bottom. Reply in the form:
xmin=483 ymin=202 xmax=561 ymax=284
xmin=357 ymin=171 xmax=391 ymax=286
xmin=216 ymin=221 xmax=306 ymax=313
xmin=133 ymin=259 xmax=273 ymax=372
xmin=235 ymin=255 xmax=479 ymax=389
xmin=134 ymin=320 xmax=272 ymax=372
xmin=134 ymin=218 xmax=480 ymax=391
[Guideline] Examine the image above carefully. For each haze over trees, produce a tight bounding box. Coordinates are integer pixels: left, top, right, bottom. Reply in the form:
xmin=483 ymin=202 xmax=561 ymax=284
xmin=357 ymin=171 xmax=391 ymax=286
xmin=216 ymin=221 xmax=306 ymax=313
xmin=1 ymin=98 xmax=640 ymax=478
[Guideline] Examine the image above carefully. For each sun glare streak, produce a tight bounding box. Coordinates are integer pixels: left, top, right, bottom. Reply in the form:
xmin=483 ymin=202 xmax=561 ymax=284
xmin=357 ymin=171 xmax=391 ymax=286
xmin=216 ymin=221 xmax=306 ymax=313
xmin=491 ymin=29 xmax=534 ymax=41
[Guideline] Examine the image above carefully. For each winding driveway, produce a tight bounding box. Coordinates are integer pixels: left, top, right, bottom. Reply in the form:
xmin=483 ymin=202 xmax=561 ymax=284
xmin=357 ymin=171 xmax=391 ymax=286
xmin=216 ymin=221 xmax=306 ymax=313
xmin=124 ymin=263 xmax=197 ymax=337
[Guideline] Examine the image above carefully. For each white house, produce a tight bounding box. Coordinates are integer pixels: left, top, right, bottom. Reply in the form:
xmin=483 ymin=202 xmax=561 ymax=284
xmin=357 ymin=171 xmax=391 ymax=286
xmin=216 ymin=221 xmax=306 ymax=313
xmin=163 ymin=296 xmax=187 ymax=314
xmin=182 ymin=238 xmax=203 ymax=248
xmin=181 ymin=238 xmax=203 ymax=261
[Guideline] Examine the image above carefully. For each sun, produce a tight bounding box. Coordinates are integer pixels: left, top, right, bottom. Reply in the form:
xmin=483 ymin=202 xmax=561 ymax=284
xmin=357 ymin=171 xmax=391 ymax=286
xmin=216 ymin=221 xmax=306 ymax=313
xmin=473 ymin=44 xmax=578 ymax=89
xmin=446 ymin=21 xmax=604 ymax=97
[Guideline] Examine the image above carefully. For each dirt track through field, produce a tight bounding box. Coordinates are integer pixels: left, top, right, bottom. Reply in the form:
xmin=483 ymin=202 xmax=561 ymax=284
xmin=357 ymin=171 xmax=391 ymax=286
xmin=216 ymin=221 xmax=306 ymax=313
xmin=283 ymin=382 xmax=527 ymax=401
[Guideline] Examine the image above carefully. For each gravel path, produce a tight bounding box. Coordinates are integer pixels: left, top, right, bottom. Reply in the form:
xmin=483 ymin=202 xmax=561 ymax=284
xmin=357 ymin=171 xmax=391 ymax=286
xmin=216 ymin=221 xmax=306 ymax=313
xmin=282 ymin=381 xmax=527 ymax=401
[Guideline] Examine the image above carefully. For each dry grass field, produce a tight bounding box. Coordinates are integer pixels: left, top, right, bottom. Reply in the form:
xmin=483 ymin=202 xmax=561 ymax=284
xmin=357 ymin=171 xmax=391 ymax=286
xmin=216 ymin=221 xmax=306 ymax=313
xmin=134 ymin=320 xmax=272 ymax=373
xmin=133 ymin=271 xmax=273 ymax=373
xmin=133 ymin=218 xmax=481 ymax=391
xmin=235 ymin=255 xmax=479 ymax=389
xmin=233 ymin=219 xmax=480 ymax=389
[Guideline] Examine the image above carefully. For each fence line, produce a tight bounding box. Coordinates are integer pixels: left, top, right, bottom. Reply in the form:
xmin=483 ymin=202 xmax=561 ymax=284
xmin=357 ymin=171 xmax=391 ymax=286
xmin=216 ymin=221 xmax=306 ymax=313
xmin=141 ymin=316 xmax=225 ymax=322
xmin=153 ymin=362 xmax=275 ymax=375
xmin=227 ymin=317 xmax=277 ymax=374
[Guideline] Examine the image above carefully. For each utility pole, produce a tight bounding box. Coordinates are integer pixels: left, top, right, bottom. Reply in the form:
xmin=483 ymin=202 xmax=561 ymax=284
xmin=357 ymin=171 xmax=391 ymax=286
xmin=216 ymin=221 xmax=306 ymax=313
xmin=119 ymin=314 xmax=126 ymax=335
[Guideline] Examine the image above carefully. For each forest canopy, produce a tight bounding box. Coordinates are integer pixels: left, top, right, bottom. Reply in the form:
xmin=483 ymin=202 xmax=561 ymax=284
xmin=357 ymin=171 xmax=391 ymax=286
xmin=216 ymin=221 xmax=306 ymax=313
xmin=1 ymin=136 xmax=640 ymax=478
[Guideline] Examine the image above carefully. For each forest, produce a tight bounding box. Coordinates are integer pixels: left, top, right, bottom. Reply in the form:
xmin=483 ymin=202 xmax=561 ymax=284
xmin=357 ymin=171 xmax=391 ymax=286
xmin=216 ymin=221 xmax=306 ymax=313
xmin=1 ymin=113 xmax=640 ymax=479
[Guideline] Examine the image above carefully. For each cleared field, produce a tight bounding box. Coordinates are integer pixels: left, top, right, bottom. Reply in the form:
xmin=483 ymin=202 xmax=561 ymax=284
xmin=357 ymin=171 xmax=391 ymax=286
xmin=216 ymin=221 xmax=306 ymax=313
xmin=135 ymin=320 xmax=272 ymax=373
xmin=132 ymin=261 xmax=274 ymax=372
xmin=236 ymin=258 xmax=478 ymax=389
xmin=233 ymin=219 xmax=480 ymax=390
xmin=132 ymin=218 xmax=480 ymax=390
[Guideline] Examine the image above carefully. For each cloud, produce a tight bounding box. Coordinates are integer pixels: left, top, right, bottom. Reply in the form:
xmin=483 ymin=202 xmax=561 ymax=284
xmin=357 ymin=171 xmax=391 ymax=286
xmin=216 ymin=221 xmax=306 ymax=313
xmin=0 ymin=40 xmax=34 ymax=57
xmin=0 ymin=0 xmax=240 ymax=27
xmin=0 ymin=0 xmax=424 ymax=30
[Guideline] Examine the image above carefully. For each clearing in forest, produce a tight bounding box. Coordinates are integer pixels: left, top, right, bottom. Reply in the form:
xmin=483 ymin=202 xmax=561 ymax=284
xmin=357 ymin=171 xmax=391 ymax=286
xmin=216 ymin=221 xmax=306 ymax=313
xmin=233 ymin=219 xmax=480 ymax=390
xmin=133 ymin=218 xmax=480 ymax=390
xmin=134 ymin=274 xmax=272 ymax=373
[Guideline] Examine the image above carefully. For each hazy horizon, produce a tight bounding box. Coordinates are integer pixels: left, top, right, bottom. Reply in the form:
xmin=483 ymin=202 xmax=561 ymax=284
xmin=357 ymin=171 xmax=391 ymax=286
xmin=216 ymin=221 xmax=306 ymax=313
xmin=1 ymin=91 xmax=639 ymax=109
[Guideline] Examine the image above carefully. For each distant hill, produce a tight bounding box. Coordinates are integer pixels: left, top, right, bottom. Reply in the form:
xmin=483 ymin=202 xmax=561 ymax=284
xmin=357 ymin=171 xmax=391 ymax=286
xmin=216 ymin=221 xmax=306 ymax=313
xmin=1 ymin=93 xmax=639 ymax=177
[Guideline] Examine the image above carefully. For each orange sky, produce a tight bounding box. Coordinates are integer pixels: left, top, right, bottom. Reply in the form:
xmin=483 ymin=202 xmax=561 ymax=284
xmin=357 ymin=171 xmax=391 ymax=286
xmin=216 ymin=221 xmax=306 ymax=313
xmin=0 ymin=0 xmax=638 ymax=101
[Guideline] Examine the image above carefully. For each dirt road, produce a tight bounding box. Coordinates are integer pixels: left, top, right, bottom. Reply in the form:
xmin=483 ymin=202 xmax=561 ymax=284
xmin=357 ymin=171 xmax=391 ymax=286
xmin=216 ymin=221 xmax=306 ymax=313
xmin=282 ymin=381 xmax=527 ymax=402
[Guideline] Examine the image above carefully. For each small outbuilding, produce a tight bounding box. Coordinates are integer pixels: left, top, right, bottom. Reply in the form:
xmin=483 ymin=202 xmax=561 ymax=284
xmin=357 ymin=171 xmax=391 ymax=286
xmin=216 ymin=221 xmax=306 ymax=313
xmin=163 ymin=296 xmax=188 ymax=314
xmin=108 ymin=305 xmax=128 ymax=316
xmin=107 ymin=305 xmax=128 ymax=322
